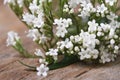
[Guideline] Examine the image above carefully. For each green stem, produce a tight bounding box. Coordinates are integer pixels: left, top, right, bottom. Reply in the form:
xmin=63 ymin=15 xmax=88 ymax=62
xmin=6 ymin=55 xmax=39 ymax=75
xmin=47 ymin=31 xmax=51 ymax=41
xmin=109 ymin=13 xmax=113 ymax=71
xmin=71 ymin=14 xmax=80 ymax=34
xmin=13 ymin=41 xmax=38 ymax=58
xmin=18 ymin=60 xmax=36 ymax=71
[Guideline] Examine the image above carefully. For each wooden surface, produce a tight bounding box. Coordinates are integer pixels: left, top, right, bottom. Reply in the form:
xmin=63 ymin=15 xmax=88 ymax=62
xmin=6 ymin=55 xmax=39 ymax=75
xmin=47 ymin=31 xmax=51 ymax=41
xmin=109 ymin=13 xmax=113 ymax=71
xmin=0 ymin=1 xmax=120 ymax=80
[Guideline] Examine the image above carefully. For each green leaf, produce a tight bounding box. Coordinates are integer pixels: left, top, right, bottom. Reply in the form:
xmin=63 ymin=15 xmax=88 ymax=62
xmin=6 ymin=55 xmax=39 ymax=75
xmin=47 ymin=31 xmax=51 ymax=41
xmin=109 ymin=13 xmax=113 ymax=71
xmin=48 ymin=54 xmax=79 ymax=70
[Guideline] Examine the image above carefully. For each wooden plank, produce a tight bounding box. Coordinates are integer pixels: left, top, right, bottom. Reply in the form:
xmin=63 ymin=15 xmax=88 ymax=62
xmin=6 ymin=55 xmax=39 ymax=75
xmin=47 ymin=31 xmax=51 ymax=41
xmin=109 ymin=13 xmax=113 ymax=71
xmin=0 ymin=0 xmax=120 ymax=80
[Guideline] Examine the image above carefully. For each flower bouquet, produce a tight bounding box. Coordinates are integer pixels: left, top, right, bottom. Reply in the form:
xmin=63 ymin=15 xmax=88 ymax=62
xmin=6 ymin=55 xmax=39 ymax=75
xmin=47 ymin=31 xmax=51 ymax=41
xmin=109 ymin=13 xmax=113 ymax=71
xmin=5 ymin=0 xmax=120 ymax=77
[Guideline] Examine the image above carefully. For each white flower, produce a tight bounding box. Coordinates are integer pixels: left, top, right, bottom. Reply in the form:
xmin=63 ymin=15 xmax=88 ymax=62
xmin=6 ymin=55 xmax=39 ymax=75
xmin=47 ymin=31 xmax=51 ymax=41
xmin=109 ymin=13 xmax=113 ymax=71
xmin=22 ymin=13 xmax=35 ymax=25
xmin=17 ymin=0 xmax=23 ymax=7
xmin=78 ymin=48 xmax=99 ymax=60
xmin=56 ymin=26 xmax=68 ymax=37
xmin=97 ymin=31 xmax=102 ymax=36
xmin=33 ymin=14 xmax=44 ymax=28
xmin=78 ymin=1 xmax=96 ymax=18
xmin=39 ymin=35 xmax=47 ymax=44
xmin=64 ymin=39 xmax=73 ymax=49
xmin=4 ymin=0 xmax=15 ymax=5
xmin=34 ymin=49 xmax=45 ymax=58
xmin=37 ymin=64 xmax=49 ymax=77
xmin=57 ymin=38 xmax=73 ymax=50
xmin=82 ymin=3 xmax=96 ymax=12
xmin=4 ymin=0 xmax=23 ymax=7
xmin=110 ymin=39 xmax=115 ymax=45
xmin=99 ymin=46 xmax=117 ymax=63
xmin=80 ymin=31 xmax=98 ymax=49
xmin=88 ymin=20 xmax=98 ymax=32
xmin=29 ymin=2 xmax=39 ymax=14
xmin=114 ymin=46 xmax=119 ymax=50
xmin=100 ymin=52 xmax=111 ymax=63
xmin=39 ymin=58 xmax=48 ymax=65
xmin=100 ymin=23 xmax=110 ymax=32
xmin=105 ymin=0 xmax=117 ymax=6
xmin=27 ymin=29 xmax=41 ymax=41
xmin=46 ymin=49 xmax=58 ymax=60
xmin=54 ymin=18 xmax=72 ymax=37
xmin=68 ymin=0 xmax=81 ymax=8
xmin=110 ymin=20 xmax=120 ymax=29
xmin=63 ymin=4 xmax=69 ymax=12
xmin=97 ymin=4 xmax=107 ymax=14
xmin=107 ymin=12 xmax=118 ymax=21
xmin=7 ymin=31 xmax=20 ymax=46
xmin=74 ymin=35 xmax=82 ymax=43
xmin=74 ymin=46 xmax=80 ymax=52
xmin=54 ymin=18 xmax=72 ymax=28
xmin=109 ymin=28 xmax=115 ymax=38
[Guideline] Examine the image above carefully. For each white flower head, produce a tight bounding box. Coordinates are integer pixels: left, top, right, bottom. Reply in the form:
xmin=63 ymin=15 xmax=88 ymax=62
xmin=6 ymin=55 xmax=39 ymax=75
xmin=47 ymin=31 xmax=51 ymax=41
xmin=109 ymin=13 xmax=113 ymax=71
xmin=46 ymin=49 xmax=58 ymax=60
xmin=29 ymin=2 xmax=39 ymax=14
xmin=57 ymin=38 xmax=73 ymax=50
xmin=34 ymin=49 xmax=45 ymax=58
xmin=22 ymin=13 xmax=36 ymax=25
xmin=33 ymin=14 xmax=44 ymax=28
xmin=97 ymin=4 xmax=108 ymax=14
xmin=4 ymin=0 xmax=23 ymax=7
xmin=80 ymin=30 xmax=97 ymax=49
xmin=27 ymin=29 xmax=41 ymax=41
xmin=54 ymin=18 xmax=72 ymax=37
xmin=105 ymin=0 xmax=117 ymax=6
xmin=107 ymin=12 xmax=118 ymax=21
xmin=4 ymin=0 xmax=15 ymax=5
xmin=37 ymin=64 xmax=49 ymax=77
xmin=39 ymin=35 xmax=47 ymax=44
xmin=100 ymin=23 xmax=111 ymax=32
xmin=88 ymin=20 xmax=98 ymax=32
xmin=17 ymin=0 xmax=23 ymax=7
xmin=7 ymin=31 xmax=20 ymax=46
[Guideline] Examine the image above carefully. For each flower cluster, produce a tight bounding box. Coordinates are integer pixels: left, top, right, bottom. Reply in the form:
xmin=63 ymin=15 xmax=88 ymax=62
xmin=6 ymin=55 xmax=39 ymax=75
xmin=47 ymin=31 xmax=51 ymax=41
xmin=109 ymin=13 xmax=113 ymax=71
xmin=6 ymin=0 xmax=120 ymax=77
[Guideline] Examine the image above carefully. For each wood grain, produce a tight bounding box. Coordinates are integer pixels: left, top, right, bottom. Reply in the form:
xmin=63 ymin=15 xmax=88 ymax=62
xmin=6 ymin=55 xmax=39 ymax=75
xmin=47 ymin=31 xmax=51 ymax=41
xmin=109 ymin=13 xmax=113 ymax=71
xmin=0 ymin=0 xmax=120 ymax=80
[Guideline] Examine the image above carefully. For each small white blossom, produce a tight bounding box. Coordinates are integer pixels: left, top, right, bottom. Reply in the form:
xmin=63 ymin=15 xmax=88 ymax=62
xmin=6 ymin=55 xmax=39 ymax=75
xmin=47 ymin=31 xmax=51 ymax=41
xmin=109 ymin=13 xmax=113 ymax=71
xmin=7 ymin=31 xmax=20 ymax=46
xmin=97 ymin=31 xmax=102 ymax=37
xmin=68 ymin=0 xmax=81 ymax=8
xmin=64 ymin=39 xmax=73 ymax=49
xmin=114 ymin=46 xmax=119 ymax=50
xmin=56 ymin=26 xmax=68 ymax=38
xmin=39 ymin=35 xmax=47 ymax=44
xmin=37 ymin=64 xmax=49 ymax=77
xmin=27 ymin=29 xmax=41 ymax=41
xmin=107 ymin=12 xmax=118 ymax=21
xmin=88 ymin=20 xmax=98 ymax=32
xmin=35 ymin=49 xmax=45 ymax=58
xmin=39 ymin=59 xmax=48 ymax=65
xmin=74 ymin=46 xmax=80 ymax=52
xmin=4 ymin=0 xmax=23 ymax=7
xmin=78 ymin=48 xmax=99 ymax=60
xmin=97 ymin=4 xmax=107 ymax=14
xmin=57 ymin=38 xmax=73 ymax=50
xmin=33 ymin=14 xmax=44 ymax=28
xmin=54 ymin=18 xmax=72 ymax=37
xmin=105 ymin=0 xmax=117 ymax=6
xmin=109 ymin=28 xmax=115 ymax=38
xmin=29 ymin=2 xmax=39 ymax=14
xmin=110 ymin=39 xmax=115 ymax=45
xmin=46 ymin=49 xmax=58 ymax=60
xmin=17 ymin=0 xmax=23 ymax=7
xmin=80 ymin=30 xmax=98 ymax=49
xmin=22 ymin=13 xmax=35 ymax=25
xmin=100 ymin=23 xmax=110 ymax=32
xmin=74 ymin=35 xmax=82 ymax=43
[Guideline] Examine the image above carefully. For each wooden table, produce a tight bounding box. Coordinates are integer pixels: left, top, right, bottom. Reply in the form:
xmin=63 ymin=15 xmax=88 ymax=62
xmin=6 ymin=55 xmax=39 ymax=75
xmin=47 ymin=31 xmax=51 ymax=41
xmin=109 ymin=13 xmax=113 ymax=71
xmin=0 ymin=1 xmax=120 ymax=80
